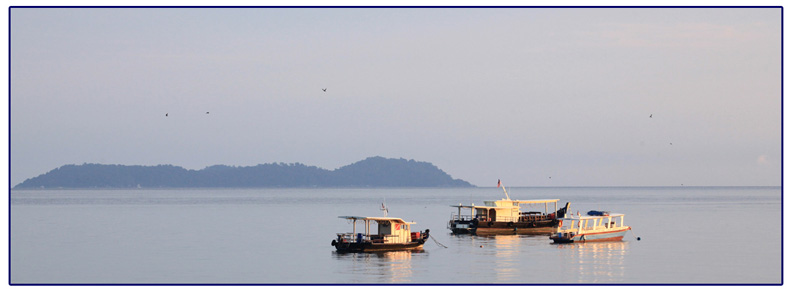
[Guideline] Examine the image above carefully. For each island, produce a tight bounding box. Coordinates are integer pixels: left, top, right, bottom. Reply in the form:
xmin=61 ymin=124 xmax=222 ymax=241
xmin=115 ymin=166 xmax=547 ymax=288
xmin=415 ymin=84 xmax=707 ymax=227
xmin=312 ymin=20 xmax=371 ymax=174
xmin=13 ymin=156 xmax=475 ymax=189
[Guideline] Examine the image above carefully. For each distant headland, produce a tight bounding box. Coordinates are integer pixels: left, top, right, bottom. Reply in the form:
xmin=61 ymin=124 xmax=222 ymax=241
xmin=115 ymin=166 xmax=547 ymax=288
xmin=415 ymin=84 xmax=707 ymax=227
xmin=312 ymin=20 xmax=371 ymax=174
xmin=13 ymin=156 xmax=475 ymax=189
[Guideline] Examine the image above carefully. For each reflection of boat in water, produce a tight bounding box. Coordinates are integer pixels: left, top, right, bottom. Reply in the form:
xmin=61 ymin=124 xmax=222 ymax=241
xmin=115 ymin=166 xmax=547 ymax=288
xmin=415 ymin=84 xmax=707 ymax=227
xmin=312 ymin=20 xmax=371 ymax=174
xmin=554 ymin=241 xmax=630 ymax=282
xmin=331 ymin=247 xmax=425 ymax=283
xmin=550 ymin=211 xmax=631 ymax=243
xmin=332 ymin=248 xmax=425 ymax=258
xmin=331 ymin=216 xmax=430 ymax=253
xmin=554 ymin=240 xmax=630 ymax=250
xmin=448 ymin=180 xmax=569 ymax=235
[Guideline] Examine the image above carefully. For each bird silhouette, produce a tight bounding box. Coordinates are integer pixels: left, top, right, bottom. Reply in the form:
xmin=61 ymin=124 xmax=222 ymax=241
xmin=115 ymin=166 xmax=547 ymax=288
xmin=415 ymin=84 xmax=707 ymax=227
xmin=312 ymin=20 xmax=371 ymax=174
xmin=322 ymin=88 xmax=327 ymax=92
xmin=206 ymin=112 xmax=209 ymax=114
xmin=165 ymin=113 xmax=168 ymax=117
xmin=649 ymin=114 xmax=653 ymax=118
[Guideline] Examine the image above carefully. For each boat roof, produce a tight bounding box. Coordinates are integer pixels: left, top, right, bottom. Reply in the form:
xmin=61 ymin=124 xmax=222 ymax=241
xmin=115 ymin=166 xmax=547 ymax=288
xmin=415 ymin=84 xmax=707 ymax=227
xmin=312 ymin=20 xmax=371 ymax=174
xmin=559 ymin=213 xmax=625 ymax=220
xmin=508 ymin=199 xmax=560 ymax=204
xmin=451 ymin=199 xmax=560 ymax=208
xmin=337 ymin=216 xmax=415 ymax=224
xmin=450 ymin=205 xmax=518 ymax=209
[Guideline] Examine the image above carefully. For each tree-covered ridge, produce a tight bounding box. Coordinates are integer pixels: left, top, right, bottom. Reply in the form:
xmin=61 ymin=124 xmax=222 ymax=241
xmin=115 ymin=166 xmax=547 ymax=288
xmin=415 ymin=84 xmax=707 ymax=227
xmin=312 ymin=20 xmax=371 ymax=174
xmin=14 ymin=157 xmax=474 ymax=189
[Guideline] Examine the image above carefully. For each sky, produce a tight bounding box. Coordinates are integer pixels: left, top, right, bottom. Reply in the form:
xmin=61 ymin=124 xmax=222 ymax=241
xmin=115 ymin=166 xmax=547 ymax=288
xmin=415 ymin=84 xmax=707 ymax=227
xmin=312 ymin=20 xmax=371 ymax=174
xmin=9 ymin=7 xmax=783 ymax=187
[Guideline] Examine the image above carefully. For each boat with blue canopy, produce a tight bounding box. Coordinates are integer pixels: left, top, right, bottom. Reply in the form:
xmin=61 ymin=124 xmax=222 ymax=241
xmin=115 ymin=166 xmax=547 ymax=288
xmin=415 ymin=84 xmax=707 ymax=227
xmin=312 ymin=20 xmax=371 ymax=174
xmin=549 ymin=212 xmax=631 ymax=243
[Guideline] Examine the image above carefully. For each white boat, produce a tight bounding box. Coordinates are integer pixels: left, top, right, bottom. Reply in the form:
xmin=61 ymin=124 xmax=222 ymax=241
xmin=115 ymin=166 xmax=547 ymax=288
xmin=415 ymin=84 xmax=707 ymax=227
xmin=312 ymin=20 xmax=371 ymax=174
xmin=549 ymin=211 xmax=631 ymax=243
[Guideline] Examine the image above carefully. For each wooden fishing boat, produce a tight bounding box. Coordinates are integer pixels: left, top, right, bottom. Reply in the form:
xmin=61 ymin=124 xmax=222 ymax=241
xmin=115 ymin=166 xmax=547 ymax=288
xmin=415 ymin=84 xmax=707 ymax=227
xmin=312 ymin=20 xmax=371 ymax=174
xmin=331 ymin=216 xmax=430 ymax=253
xmin=448 ymin=180 xmax=569 ymax=235
xmin=549 ymin=211 xmax=631 ymax=243
xmin=448 ymin=199 xmax=570 ymax=235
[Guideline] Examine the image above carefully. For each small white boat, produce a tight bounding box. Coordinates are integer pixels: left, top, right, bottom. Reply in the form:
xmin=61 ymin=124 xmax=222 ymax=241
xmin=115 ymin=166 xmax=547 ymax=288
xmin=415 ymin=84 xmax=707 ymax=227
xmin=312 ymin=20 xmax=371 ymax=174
xmin=331 ymin=216 xmax=430 ymax=253
xmin=549 ymin=211 xmax=631 ymax=243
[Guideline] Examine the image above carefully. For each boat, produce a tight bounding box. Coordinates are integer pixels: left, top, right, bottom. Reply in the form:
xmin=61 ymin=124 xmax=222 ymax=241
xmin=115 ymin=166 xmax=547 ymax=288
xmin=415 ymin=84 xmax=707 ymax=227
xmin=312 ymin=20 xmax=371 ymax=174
xmin=331 ymin=216 xmax=430 ymax=253
xmin=448 ymin=199 xmax=570 ymax=235
xmin=448 ymin=180 xmax=570 ymax=235
xmin=549 ymin=211 xmax=631 ymax=243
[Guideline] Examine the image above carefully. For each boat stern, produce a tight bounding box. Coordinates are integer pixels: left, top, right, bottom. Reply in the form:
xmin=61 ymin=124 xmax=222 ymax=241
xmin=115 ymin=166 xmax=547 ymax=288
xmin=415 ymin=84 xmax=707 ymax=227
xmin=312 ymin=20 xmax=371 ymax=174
xmin=448 ymin=219 xmax=475 ymax=234
xmin=549 ymin=232 xmax=575 ymax=243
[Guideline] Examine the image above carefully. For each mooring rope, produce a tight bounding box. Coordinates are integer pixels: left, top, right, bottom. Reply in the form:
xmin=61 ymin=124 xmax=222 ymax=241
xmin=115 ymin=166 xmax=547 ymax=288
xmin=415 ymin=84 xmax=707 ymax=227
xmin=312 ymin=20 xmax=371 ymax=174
xmin=431 ymin=236 xmax=448 ymax=248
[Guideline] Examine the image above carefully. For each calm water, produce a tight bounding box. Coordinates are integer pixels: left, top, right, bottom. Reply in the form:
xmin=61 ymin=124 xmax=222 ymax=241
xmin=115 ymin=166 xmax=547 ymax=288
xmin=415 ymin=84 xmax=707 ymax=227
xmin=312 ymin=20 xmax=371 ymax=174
xmin=9 ymin=187 xmax=782 ymax=284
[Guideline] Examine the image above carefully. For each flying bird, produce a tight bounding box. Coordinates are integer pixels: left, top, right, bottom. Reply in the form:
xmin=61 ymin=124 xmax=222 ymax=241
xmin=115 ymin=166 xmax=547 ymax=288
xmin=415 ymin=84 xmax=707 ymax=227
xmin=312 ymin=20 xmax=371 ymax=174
xmin=649 ymin=114 xmax=653 ymax=118
xmin=322 ymin=88 xmax=327 ymax=92
xmin=206 ymin=112 xmax=209 ymax=114
xmin=165 ymin=113 xmax=168 ymax=117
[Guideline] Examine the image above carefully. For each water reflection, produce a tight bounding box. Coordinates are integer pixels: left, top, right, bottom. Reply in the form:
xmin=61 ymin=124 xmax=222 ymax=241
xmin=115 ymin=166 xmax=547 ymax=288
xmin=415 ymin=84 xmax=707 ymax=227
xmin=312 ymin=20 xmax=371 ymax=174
xmin=489 ymin=235 xmax=522 ymax=281
xmin=331 ymin=249 xmax=427 ymax=283
xmin=468 ymin=234 xmax=549 ymax=282
xmin=554 ymin=241 xmax=629 ymax=283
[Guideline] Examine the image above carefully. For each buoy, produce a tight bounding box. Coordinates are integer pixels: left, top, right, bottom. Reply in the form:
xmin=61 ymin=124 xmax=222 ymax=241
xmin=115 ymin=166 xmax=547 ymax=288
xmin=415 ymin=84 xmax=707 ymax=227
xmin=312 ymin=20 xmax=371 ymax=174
xmin=630 ymin=228 xmax=641 ymax=241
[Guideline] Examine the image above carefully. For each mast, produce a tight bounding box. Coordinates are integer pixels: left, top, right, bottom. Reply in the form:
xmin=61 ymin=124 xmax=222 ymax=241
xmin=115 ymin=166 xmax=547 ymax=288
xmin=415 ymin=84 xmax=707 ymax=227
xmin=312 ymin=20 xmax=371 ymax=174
xmin=381 ymin=199 xmax=388 ymax=217
xmin=497 ymin=179 xmax=510 ymax=200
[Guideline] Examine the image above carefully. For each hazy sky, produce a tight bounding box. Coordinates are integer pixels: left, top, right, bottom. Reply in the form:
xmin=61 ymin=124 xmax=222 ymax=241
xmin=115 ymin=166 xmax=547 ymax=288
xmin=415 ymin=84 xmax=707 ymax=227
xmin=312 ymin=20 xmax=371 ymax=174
xmin=10 ymin=7 xmax=782 ymax=187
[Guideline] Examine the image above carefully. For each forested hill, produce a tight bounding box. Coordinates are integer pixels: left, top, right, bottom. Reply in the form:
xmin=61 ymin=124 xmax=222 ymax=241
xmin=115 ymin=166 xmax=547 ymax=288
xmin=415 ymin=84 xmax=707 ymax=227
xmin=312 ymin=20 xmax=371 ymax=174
xmin=14 ymin=157 xmax=475 ymax=189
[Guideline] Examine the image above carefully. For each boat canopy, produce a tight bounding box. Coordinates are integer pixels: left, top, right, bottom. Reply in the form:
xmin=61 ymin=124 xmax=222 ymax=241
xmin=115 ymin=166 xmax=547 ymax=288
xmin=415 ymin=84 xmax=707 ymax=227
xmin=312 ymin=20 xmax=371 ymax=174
xmin=559 ymin=213 xmax=625 ymax=220
xmin=449 ymin=204 xmax=477 ymax=209
xmin=451 ymin=199 xmax=559 ymax=209
xmin=450 ymin=205 xmax=518 ymax=210
xmin=337 ymin=216 xmax=415 ymax=224
xmin=509 ymin=199 xmax=560 ymax=204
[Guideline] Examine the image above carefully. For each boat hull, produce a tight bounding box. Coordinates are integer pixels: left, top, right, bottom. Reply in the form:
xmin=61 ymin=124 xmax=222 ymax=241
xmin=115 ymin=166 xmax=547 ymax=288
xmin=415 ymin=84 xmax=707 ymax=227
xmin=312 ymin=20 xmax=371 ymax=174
xmin=550 ymin=227 xmax=630 ymax=243
xmin=333 ymin=239 xmax=427 ymax=253
xmin=450 ymin=219 xmax=558 ymax=235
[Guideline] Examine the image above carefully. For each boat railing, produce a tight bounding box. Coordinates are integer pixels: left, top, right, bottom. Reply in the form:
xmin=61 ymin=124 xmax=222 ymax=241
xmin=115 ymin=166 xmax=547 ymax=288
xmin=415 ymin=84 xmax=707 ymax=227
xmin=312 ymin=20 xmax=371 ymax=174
xmin=453 ymin=214 xmax=550 ymax=223
xmin=450 ymin=214 xmax=475 ymax=222
xmin=336 ymin=233 xmax=408 ymax=244
xmin=336 ymin=233 xmax=363 ymax=243
xmin=520 ymin=211 xmax=544 ymax=216
xmin=494 ymin=215 xmax=518 ymax=222
xmin=371 ymin=234 xmax=408 ymax=244
xmin=518 ymin=214 xmax=547 ymax=222
xmin=385 ymin=234 xmax=406 ymax=244
xmin=558 ymin=215 xmax=625 ymax=233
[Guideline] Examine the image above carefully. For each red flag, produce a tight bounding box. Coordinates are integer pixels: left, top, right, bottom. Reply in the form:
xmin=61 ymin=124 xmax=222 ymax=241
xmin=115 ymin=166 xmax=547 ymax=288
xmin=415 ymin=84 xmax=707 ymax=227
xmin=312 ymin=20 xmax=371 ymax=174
xmin=497 ymin=179 xmax=501 ymax=188
xmin=395 ymin=224 xmax=401 ymax=230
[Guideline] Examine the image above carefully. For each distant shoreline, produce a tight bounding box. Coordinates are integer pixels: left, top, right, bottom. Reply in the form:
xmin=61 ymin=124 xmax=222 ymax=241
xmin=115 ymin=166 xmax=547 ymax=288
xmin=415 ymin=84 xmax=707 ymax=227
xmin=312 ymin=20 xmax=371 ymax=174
xmin=13 ymin=156 xmax=475 ymax=189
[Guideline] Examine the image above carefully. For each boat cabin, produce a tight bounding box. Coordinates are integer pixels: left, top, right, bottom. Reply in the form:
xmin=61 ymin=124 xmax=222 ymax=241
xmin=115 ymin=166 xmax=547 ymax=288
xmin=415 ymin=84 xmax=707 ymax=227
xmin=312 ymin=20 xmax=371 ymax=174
xmin=451 ymin=199 xmax=561 ymax=223
xmin=557 ymin=213 xmax=627 ymax=233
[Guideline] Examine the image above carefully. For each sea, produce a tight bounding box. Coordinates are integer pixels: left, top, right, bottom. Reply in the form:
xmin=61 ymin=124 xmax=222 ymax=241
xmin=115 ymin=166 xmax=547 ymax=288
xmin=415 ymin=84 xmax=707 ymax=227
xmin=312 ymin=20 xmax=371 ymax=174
xmin=9 ymin=186 xmax=782 ymax=284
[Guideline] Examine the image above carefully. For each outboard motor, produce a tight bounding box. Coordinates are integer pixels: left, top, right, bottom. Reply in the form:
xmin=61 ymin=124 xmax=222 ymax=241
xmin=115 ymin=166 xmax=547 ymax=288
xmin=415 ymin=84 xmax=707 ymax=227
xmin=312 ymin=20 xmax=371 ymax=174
xmin=423 ymin=229 xmax=430 ymax=240
xmin=557 ymin=202 xmax=571 ymax=218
